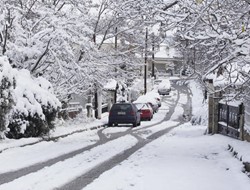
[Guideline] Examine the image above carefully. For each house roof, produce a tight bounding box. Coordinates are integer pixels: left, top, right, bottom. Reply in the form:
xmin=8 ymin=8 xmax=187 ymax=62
xmin=103 ymin=79 xmax=118 ymax=91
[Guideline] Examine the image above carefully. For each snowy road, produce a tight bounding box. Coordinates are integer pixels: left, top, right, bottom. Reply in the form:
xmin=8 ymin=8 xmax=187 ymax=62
xmin=0 ymin=84 xmax=193 ymax=189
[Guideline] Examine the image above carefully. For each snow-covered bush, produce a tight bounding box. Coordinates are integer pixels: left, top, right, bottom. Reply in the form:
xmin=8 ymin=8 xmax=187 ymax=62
xmin=0 ymin=57 xmax=15 ymax=138
xmin=0 ymin=57 xmax=61 ymax=139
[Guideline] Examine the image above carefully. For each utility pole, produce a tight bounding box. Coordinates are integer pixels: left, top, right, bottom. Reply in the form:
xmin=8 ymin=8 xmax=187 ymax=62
xmin=152 ymin=34 xmax=155 ymax=78
xmin=144 ymin=28 xmax=148 ymax=94
xmin=115 ymin=27 xmax=118 ymax=50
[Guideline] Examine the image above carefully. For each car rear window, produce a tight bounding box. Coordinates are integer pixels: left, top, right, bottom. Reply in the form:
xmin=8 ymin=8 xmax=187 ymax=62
xmin=111 ymin=104 xmax=132 ymax=112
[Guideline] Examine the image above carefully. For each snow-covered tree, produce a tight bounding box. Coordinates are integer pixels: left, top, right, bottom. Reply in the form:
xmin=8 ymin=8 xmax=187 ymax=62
xmin=158 ymin=0 xmax=250 ymax=98
xmin=0 ymin=0 xmax=171 ymax=102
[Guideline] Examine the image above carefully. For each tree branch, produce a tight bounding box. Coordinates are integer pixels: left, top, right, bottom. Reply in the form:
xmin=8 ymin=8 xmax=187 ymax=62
xmin=31 ymin=39 xmax=51 ymax=73
xmin=57 ymin=2 xmax=66 ymax=11
xmin=162 ymin=1 xmax=178 ymax=11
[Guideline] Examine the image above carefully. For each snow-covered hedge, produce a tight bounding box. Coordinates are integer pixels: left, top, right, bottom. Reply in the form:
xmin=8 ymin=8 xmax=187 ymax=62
xmin=0 ymin=56 xmax=61 ymax=139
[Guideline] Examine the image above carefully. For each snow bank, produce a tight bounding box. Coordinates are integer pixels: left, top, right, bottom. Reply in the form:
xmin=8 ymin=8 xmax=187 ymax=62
xmin=189 ymin=80 xmax=208 ymax=125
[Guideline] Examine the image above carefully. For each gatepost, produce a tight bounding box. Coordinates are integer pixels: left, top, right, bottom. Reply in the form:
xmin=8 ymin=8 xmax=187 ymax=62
xmin=212 ymin=90 xmax=221 ymax=134
xmin=239 ymin=103 xmax=245 ymax=141
xmin=208 ymin=94 xmax=213 ymax=134
xmin=207 ymin=79 xmax=215 ymax=134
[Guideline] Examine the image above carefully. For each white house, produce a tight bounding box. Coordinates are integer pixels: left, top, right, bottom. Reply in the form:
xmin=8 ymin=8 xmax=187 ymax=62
xmin=148 ymin=43 xmax=183 ymax=77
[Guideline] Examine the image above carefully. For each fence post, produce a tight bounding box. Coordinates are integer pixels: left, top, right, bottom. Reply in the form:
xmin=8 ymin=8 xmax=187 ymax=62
xmin=211 ymin=88 xmax=222 ymax=134
xmin=206 ymin=79 xmax=215 ymax=134
xmin=212 ymin=94 xmax=219 ymax=134
xmin=86 ymin=95 xmax=93 ymax=118
xmin=208 ymin=94 xmax=214 ymax=134
xmin=239 ymin=103 xmax=245 ymax=141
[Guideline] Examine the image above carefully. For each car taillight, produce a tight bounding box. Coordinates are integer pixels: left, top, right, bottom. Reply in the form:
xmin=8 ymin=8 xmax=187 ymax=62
xmin=130 ymin=111 xmax=135 ymax=115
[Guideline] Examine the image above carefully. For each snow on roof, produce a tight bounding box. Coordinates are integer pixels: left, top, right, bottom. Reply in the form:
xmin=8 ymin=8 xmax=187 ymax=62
xmin=204 ymin=63 xmax=246 ymax=88
xmin=103 ymin=79 xmax=117 ymax=91
xmin=155 ymin=44 xmax=178 ymax=59
xmin=219 ymin=99 xmax=243 ymax=107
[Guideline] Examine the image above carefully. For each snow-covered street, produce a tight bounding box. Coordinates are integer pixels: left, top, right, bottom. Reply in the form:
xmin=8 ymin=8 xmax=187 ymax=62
xmin=1 ymin=1 xmax=250 ymax=189
xmin=0 ymin=82 xmax=249 ymax=190
xmin=84 ymin=124 xmax=250 ymax=190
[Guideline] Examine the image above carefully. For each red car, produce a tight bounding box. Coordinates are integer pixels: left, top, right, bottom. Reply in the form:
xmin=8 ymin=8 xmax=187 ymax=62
xmin=134 ymin=103 xmax=154 ymax=121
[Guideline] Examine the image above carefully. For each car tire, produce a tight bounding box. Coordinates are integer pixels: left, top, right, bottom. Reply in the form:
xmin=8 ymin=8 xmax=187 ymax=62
xmin=108 ymin=122 xmax=112 ymax=127
xmin=133 ymin=122 xmax=137 ymax=127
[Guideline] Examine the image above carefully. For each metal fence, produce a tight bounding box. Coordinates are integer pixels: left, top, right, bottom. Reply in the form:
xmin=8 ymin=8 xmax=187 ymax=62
xmin=218 ymin=102 xmax=242 ymax=139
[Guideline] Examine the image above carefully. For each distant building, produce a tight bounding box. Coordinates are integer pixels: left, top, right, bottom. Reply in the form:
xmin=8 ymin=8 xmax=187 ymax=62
xmin=148 ymin=43 xmax=183 ymax=77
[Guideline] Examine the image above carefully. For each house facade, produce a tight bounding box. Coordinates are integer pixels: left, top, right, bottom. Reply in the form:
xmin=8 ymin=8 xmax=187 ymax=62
xmin=148 ymin=43 xmax=183 ymax=77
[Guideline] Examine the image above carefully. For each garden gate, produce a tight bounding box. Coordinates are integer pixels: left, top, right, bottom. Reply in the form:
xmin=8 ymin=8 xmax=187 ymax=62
xmin=218 ymin=102 xmax=243 ymax=139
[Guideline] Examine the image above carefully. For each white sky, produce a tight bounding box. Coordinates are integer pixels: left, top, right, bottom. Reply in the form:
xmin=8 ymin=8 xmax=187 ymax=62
xmin=0 ymin=80 xmax=250 ymax=190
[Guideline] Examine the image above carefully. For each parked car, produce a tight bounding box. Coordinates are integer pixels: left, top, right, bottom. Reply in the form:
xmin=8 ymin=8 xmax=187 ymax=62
xmin=157 ymin=79 xmax=171 ymax=95
xmin=147 ymin=102 xmax=159 ymax=113
xmin=134 ymin=90 xmax=161 ymax=114
xmin=108 ymin=103 xmax=141 ymax=127
xmin=134 ymin=103 xmax=154 ymax=121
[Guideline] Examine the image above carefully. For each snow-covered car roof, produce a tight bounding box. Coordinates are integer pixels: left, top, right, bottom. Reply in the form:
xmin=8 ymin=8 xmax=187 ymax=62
xmin=133 ymin=90 xmax=160 ymax=105
xmin=158 ymin=79 xmax=171 ymax=90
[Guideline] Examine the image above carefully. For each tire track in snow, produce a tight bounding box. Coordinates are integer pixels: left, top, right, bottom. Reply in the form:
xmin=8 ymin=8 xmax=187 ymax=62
xmin=0 ymin=136 xmax=138 ymax=190
xmin=0 ymin=83 xmax=191 ymax=189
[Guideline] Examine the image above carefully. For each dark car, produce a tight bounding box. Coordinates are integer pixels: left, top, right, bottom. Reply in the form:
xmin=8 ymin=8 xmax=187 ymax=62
xmin=134 ymin=103 xmax=153 ymax=121
xmin=158 ymin=88 xmax=171 ymax=95
xmin=108 ymin=103 xmax=141 ymax=127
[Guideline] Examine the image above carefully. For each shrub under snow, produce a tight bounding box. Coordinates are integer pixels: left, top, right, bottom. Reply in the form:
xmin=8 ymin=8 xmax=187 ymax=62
xmin=0 ymin=56 xmax=61 ymax=139
xmin=0 ymin=57 xmax=15 ymax=138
